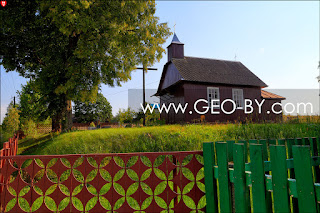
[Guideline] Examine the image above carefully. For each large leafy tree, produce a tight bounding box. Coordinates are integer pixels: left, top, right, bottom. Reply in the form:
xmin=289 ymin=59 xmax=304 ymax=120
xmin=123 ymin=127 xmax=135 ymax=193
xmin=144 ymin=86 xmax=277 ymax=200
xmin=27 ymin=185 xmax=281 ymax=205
xmin=74 ymin=93 xmax=112 ymax=123
xmin=0 ymin=0 xmax=170 ymax=131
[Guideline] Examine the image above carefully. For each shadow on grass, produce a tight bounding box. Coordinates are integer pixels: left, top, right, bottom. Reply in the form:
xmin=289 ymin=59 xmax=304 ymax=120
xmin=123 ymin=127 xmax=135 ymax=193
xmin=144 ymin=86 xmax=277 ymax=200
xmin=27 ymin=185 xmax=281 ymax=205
xmin=18 ymin=133 xmax=57 ymax=155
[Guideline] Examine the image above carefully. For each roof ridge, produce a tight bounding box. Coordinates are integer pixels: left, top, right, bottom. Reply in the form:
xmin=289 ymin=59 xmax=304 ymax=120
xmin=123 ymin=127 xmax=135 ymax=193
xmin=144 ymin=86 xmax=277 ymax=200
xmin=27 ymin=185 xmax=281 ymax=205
xmin=185 ymin=56 xmax=240 ymax=63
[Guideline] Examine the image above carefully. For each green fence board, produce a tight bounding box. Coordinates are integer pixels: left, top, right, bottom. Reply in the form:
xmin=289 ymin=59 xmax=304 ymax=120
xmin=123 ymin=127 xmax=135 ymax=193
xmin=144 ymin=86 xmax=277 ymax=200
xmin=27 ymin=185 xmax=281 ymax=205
xmin=249 ymin=139 xmax=257 ymax=144
xmin=226 ymin=140 xmax=235 ymax=162
xmin=233 ymin=143 xmax=250 ymax=213
xmin=216 ymin=142 xmax=232 ymax=212
xmin=295 ymin=138 xmax=303 ymax=145
xmin=270 ymin=145 xmax=290 ymax=213
xmin=304 ymin=137 xmax=310 ymax=145
xmin=250 ymin=144 xmax=267 ymax=213
xmin=288 ymin=179 xmax=297 ymax=198
xmin=260 ymin=139 xmax=268 ymax=161
xmin=278 ymin=139 xmax=285 ymax=146
xmin=286 ymin=138 xmax=298 ymax=212
xmin=292 ymin=145 xmax=317 ymax=212
xmin=238 ymin=140 xmax=248 ymax=163
xmin=203 ymin=138 xmax=320 ymax=213
xmin=268 ymin=139 xmax=276 ymax=145
xmin=310 ymin=137 xmax=320 ymax=183
xmin=203 ymin=142 xmax=218 ymax=213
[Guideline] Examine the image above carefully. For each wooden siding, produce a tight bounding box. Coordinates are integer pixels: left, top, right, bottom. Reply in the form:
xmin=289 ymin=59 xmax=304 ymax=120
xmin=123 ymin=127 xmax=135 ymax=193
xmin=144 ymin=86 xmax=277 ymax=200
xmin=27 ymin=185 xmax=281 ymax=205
xmin=160 ymin=85 xmax=185 ymax=124
xmin=167 ymin=43 xmax=184 ymax=61
xmin=159 ymin=82 xmax=282 ymax=123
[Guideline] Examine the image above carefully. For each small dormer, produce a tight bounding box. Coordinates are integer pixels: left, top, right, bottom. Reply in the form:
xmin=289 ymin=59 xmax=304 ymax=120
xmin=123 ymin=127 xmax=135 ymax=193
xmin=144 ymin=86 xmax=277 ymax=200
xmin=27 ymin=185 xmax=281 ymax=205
xmin=167 ymin=33 xmax=184 ymax=62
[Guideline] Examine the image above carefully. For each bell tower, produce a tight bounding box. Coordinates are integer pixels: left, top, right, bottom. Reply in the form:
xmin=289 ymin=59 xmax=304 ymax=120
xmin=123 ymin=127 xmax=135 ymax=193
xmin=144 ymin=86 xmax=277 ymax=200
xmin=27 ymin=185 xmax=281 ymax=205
xmin=167 ymin=33 xmax=184 ymax=61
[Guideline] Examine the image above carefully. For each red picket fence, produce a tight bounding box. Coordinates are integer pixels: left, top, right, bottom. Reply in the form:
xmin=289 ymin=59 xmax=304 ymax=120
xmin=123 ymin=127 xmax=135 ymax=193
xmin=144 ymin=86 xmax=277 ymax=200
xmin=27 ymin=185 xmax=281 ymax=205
xmin=0 ymin=134 xmax=19 ymax=157
xmin=0 ymin=151 xmax=206 ymax=212
xmin=0 ymin=134 xmax=19 ymax=197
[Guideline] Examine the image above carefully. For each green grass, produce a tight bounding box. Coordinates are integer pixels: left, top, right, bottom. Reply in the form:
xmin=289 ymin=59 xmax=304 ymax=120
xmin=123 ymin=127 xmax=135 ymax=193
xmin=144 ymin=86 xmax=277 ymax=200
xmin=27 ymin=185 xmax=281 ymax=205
xmin=4 ymin=122 xmax=320 ymax=212
xmin=18 ymin=123 xmax=320 ymax=155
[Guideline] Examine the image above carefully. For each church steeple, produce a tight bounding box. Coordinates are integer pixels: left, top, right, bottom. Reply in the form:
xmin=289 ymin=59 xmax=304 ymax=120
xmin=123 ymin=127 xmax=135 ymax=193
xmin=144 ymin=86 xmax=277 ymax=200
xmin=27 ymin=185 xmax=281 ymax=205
xmin=167 ymin=33 xmax=184 ymax=61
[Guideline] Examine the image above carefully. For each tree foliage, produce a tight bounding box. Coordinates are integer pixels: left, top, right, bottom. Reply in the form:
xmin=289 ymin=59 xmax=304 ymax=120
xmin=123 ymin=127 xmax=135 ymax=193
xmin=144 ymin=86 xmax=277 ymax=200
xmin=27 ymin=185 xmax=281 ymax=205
xmin=0 ymin=0 xmax=171 ymax=131
xmin=18 ymin=80 xmax=48 ymax=123
xmin=74 ymin=93 xmax=112 ymax=123
xmin=117 ymin=108 xmax=136 ymax=125
xmin=135 ymin=105 xmax=162 ymax=126
xmin=21 ymin=119 xmax=38 ymax=138
xmin=2 ymin=103 xmax=20 ymax=135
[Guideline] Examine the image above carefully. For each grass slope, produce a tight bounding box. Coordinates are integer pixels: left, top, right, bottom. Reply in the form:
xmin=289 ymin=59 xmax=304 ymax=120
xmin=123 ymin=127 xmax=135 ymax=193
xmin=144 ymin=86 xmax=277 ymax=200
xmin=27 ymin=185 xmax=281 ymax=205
xmin=18 ymin=123 xmax=320 ymax=155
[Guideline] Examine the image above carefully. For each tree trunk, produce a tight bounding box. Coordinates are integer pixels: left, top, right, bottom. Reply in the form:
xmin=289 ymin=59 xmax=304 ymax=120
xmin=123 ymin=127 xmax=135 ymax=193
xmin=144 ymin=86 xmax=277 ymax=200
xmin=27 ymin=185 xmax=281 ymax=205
xmin=51 ymin=93 xmax=72 ymax=132
xmin=52 ymin=112 xmax=62 ymax=132
xmin=64 ymin=100 xmax=73 ymax=131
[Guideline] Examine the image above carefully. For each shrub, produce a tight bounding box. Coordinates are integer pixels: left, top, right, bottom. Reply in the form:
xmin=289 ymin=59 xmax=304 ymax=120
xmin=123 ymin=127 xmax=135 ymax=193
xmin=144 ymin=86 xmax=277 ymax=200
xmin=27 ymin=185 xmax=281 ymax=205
xmin=21 ymin=119 xmax=38 ymax=138
xmin=89 ymin=122 xmax=96 ymax=127
xmin=117 ymin=108 xmax=136 ymax=125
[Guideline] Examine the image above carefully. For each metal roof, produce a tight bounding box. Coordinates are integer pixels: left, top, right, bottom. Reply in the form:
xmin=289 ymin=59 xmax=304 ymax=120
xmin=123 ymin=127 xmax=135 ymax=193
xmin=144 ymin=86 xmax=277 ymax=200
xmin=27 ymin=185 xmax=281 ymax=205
xmin=171 ymin=33 xmax=184 ymax=44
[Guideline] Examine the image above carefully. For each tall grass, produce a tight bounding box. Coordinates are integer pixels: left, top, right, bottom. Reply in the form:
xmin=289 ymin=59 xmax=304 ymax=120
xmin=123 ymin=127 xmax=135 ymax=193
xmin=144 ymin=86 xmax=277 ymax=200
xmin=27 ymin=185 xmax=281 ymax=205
xmin=19 ymin=123 xmax=320 ymax=155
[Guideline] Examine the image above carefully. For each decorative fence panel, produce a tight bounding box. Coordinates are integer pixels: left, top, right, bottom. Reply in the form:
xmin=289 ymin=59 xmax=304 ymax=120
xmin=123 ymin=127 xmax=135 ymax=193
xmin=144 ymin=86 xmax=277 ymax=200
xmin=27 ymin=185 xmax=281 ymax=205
xmin=203 ymin=137 xmax=320 ymax=213
xmin=36 ymin=124 xmax=52 ymax=134
xmin=0 ymin=151 xmax=206 ymax=212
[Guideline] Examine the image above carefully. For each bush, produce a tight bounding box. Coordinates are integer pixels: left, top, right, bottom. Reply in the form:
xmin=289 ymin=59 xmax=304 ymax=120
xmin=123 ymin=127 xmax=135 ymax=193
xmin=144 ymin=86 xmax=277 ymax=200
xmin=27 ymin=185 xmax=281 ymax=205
xmin=117 ymin=108 xmax=136 ymax=125
xmin=89 ymin=122 xmax=96 ymax=127
xmin=21 ymin=119 xmax=38 ymax=138
xmin=0 ymin=126 xmax=12 ymax=144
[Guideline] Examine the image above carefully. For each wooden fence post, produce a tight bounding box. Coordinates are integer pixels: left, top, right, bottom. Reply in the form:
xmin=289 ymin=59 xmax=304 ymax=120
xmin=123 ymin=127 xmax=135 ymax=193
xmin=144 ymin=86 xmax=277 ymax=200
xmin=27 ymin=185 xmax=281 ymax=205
xmin=250 ymin=144 xmax=267 ymax=213
xmin=270 ymin=145 xmax=290 ymax=212
xmin=238 ymin=140 xmax=248 ymax=162
xmin=292 ymin=145 xmax=317 ymax=212
xmin=286 ymin=138 xmax=298 ymax=212
xmin=258 ymin=139 xmax=272 ymax=212
xmin=233 ymin=143 xmax=250 ymax=213
xmin=259 ymin=139 xmax=268 ymax=161
xmin=226 ymin=141 xmax=234 ymax=162
xmin=203 ymin=142 xmax=218 ymax=213
xmin=216 ymin=142 xmax=232 ymax=212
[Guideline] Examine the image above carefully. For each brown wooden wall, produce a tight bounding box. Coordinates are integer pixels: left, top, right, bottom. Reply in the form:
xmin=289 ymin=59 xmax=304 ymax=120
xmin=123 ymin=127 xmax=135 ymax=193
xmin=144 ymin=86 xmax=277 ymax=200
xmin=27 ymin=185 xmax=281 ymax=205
xmin=159 ymin=82 xmax=282 ymax=123
xmin=167 ymin=43 xmax=184 ymax=61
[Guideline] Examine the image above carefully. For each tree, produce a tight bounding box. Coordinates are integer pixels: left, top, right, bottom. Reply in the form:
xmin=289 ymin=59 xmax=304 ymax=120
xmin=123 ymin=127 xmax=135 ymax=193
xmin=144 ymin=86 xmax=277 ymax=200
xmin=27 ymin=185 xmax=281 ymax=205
xmin=117 ymin=108 xmax=136 ymax=125
xmin=18 ymin=80 xmax=48 ymax=123
xmin=74 ymin=93 xmax=112 ymax=123
xmin=2 ymin=102 xmax=20 ymax=135
xmin=0 ymin=0 xmax=171 ymax=132
xmin=135 ymin=104 xmax=161 ymax=126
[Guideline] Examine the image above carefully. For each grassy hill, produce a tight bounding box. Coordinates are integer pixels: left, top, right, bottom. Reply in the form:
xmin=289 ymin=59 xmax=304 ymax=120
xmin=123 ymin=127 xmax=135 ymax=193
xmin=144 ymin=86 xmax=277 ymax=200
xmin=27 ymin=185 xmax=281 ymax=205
xmin=18 ymin=123 xmax=320 ymax=155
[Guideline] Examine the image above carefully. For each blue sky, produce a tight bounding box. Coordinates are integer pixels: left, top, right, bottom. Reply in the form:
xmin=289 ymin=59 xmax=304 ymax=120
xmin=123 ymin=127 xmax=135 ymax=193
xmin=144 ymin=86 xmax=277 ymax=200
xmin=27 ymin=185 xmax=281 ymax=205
xmin=1 ymin=1 xmax=319 ymax=121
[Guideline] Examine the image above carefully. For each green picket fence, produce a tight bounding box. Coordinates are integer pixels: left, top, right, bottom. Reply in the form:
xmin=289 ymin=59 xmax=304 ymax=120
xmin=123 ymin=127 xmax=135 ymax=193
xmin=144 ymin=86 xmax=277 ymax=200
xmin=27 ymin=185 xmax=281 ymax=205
xmin=203 ymin=137 xmax=320 ymax=213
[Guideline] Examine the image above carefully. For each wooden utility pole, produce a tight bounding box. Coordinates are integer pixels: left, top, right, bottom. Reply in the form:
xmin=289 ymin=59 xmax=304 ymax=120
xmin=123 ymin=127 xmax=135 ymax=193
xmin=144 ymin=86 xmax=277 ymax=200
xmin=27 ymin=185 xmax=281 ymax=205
xmin=136 ymin=66 xmax=157 ymax=126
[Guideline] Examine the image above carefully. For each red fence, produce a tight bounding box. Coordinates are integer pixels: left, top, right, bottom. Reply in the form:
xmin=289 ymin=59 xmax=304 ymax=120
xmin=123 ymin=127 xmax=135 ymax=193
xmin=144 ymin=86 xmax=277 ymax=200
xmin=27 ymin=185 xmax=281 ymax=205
xmin=0 ymin=134 xmax=19 ymax=199
xmin=0 ymin=151 xmax=205 ymax=212
xmin=0 ymin=134 xmax=19 ymax=157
